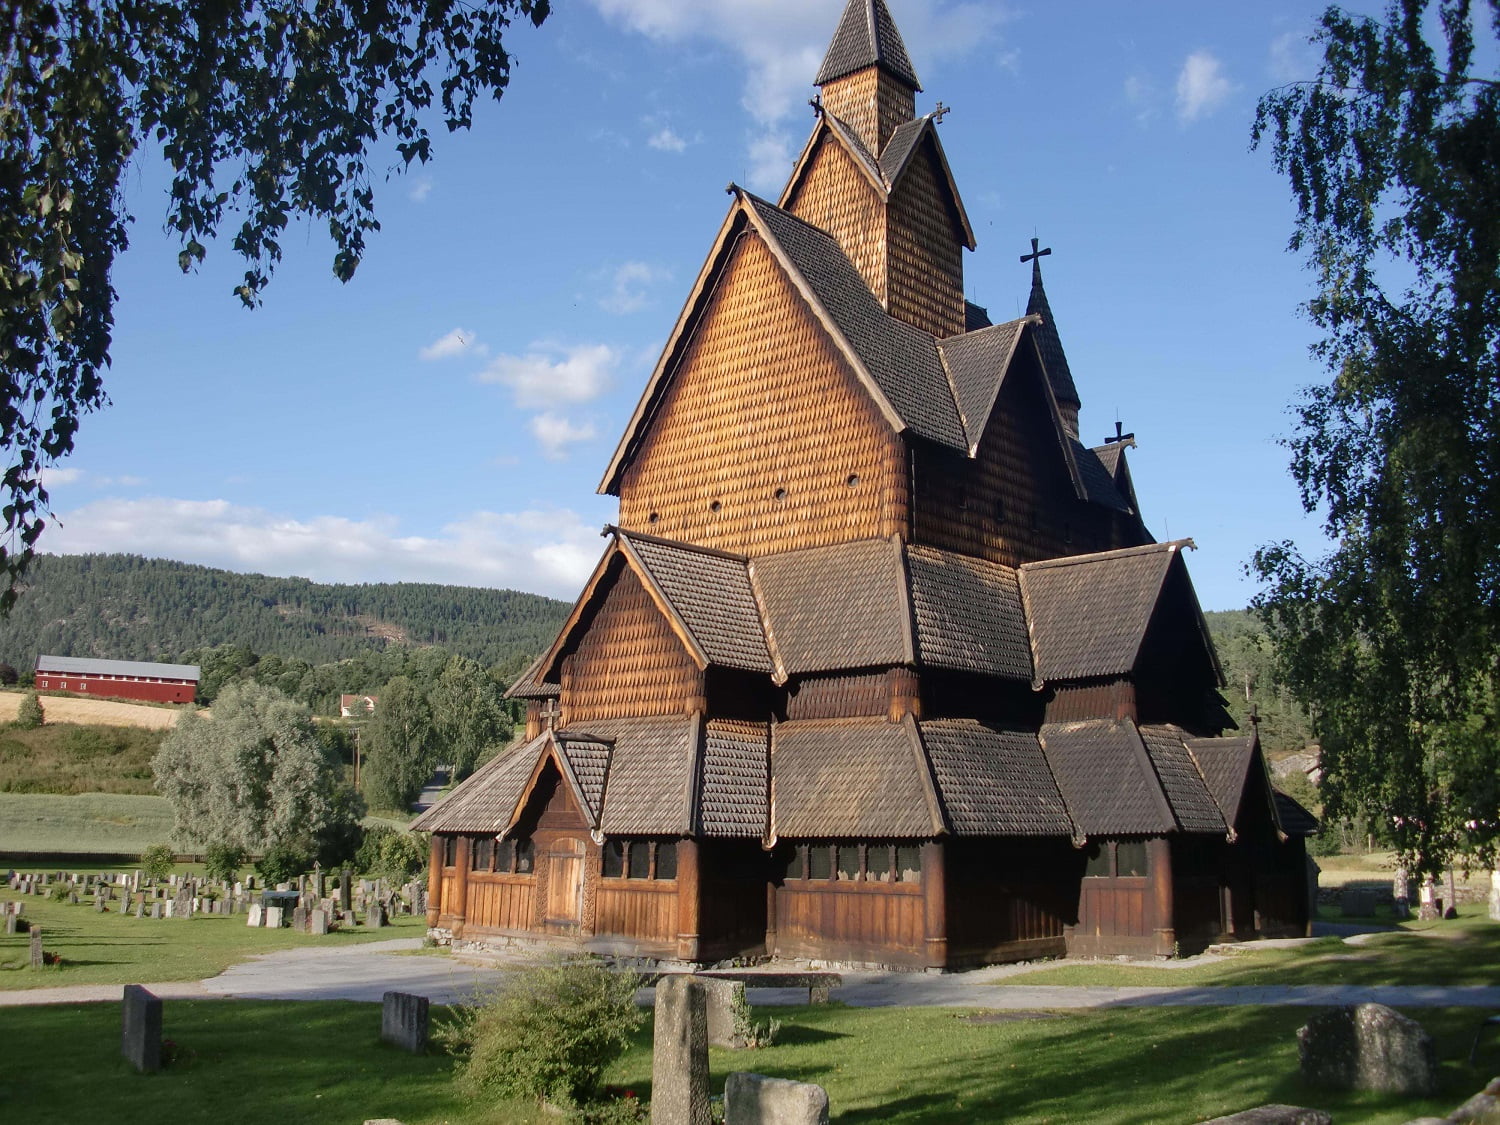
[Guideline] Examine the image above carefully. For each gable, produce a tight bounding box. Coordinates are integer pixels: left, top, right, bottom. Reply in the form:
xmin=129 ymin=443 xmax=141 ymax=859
xmin=617 ymin=227 xmax=905 ymax=557
xmin=783 ymin=125 xmax=889 ymax=305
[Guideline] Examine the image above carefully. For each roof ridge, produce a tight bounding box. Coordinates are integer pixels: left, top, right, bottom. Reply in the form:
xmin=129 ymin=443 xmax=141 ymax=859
xmin=1019 ymin=538 xmax=1195 ymax=573
xmin=610 ymin=523 xmax=749 ymax=562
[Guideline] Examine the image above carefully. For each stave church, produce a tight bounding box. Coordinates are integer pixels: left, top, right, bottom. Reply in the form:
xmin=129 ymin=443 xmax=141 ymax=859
xmin=414 ymin=0 xmax=1317 ymax=969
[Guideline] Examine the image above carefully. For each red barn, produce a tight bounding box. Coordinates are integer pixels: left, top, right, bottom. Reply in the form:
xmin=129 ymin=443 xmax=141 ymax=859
xmin=34 ymin=655 xmax=200 ymax=704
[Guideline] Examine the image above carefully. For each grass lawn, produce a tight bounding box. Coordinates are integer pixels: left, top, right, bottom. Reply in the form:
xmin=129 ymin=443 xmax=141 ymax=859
xmin=992 ymin=906 xmax=1500 ymax=989
xmin=0 ymin=1000 xmax=1489 ymax=1124
xmin=0 ymin=890 xmax=428 ymax=988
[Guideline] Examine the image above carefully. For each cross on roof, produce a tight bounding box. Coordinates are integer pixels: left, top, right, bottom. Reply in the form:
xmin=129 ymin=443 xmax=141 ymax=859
xmin=1105 ymin=420 xmax=1136 ymax=445
xmin=1020 ymin=237 xmax=1051 ymax=266
xmin=931 ymin=101 xmax=950 ymax=123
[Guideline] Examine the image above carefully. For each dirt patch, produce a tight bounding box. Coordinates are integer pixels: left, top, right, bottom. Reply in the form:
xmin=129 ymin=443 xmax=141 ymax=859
xmin=0 ymin=693 xmax=195 ymax=729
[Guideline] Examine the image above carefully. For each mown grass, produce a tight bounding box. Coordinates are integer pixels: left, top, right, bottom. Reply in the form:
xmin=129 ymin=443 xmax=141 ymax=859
xmin=0 ymin=1000 xmax=1489 ymax=1124
xmin=0 ymin=721 xmax=166 ymax=794
xmin=0 ymin=889 xmax=427 ymax=988
xmin=0 ymin=791 xmax=176 ymax=855
xmin=995 ymin=905 xmax=1500 ymax=988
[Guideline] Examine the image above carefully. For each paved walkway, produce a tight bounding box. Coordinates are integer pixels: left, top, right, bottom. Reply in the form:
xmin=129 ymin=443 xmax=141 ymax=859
xmin=3 ymin=935 xmax=1500 ymax=1010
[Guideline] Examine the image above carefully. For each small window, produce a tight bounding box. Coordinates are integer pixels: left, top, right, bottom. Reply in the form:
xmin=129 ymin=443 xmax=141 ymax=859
xmin=628 ymin=841 xmax=651 ymax=880
xmin=443 ymin=836 xmax=459 ymax=867
xmin=808 ymin=844 xmax=832 ymax=881
xmin=515 ymin=839 xmax=534 ymax=873
xmin=1116 ymin=841 xmax=1147 ymax=877
xmin=866 ymin=845 xmax=892 ymax=882
xmin=789 ymin=845 xmax=807 ymax=881
xmin=496 ymin=839 xmax=515 ymax=873
xmin=655 ymin=841 xmax=677 ymax=880
xmin=837 ymin=845 xmax=861 ymax=881
xmin=1084 ymin=842 xmax=1111 ymax=878
xmin=896 ymin=845 xmax=921 ymax=883
xmin=38 ymin=679 xmax=47 ymax=687
xmin=603 ymin=841 xmax=625 ymax=878
xmin=472 ymin=837 xmax=492 ymax=871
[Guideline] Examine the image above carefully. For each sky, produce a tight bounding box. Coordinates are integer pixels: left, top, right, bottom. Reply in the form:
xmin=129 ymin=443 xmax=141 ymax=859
xmin=34 ymin=0 xmax=1357 ymax=611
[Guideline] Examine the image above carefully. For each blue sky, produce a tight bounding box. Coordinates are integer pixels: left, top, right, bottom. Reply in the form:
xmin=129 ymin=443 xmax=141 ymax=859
xmin=37 ymin=0 xmax=1351 ymax=610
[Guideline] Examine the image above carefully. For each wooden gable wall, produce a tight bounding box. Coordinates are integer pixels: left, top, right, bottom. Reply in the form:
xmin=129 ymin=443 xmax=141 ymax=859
xmin=820 ymin=67 xmax=915 ymax=156
xmin=783 ymin=133 xmax=889 ymax=308
xmin=912 ymin=344 xmax=1147 ymax=566
xmin=886 ymin=137 xmax=966 ymax=339
xmin=560 ymin=564 xmax=703 ymax=724
xmin=617 ymin=232 xmax=907 ymax=558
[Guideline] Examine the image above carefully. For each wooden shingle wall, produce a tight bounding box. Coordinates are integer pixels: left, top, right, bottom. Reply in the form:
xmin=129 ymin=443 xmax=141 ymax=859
xmin=784 ymin=134 xmax=889 ymax=307
xmin=820 ymin=68 xmax=915 ymax=155
xmin=886 ymin=140 xmax=966 ymax=339
xmin=618 ymin=234 xmax=907 ymax=557
xmin=560 ymin=566 xmax=703 ymax=724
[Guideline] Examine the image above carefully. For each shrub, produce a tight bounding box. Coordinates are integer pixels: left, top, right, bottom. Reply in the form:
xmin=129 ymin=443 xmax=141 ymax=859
xmin=0 ymin=663 xmax=18 ymax=685
xmin=47 ymin=881 xmax=72 ymax=902
xmin=15 ymin=690 xmax=43 ymax=729
xmin=356 ymin=824 xmax=429 ymax=885
xmin=450 ymin=957 xmax=643 ymax=1110
xmin=204 ymin=842 xmax=247 ymax=883
xmin=140 ymin=843 xmax=175 ymax=880
xmin=255 ymin=842 xmax=310 ymax=886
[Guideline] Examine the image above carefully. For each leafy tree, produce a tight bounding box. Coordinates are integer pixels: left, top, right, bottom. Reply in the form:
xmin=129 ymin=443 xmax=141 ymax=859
xmin=355 ymin=824 xmax=429 ymax=886
xmin=0 ymin=663 xmax=17 ymax=685
xmin=152 ymin=681 xmax=363 ymax=857
xmin=139 ymin=842 xmax=174 ymax=880
xmin=361 ymin=674 xmax=434 ymax=811
xmin=254 ymin=841 xmax=310 ymax=886
xmin=14 ymin=689 xmax=43 ymax=729
xmin=429 ymin=654 xmax=513 ymax=780
xmin=1252 ymin=0 xmax=1500 ymax=875
xmin=203 ymin=842 xmax=247 ymax=883
xmin=0 ymin=1 xmax=551 ymax=607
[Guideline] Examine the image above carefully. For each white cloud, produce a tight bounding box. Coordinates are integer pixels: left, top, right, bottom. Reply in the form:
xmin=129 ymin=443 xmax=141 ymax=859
xmin=746 ymin=130 xmax=796 ymax=194
xmin=530 ymin=412 xmax=599 ymax=460
xmin=1268 ymin=29 xmax=1317 ymax=83
xmin=419 ymin=327 xmax=486 ymax=361
xmin=647 ymin=126 xmax=688 ymax=152
xmin=408 ymin=175 xmax=434 ymax=203
xmin=479 ymin=342 xmax=618 ymax=408
xmin=1175 ymin=50 xmax=1234 ymax=123
xmin=41 ymin=467 xmax=83 ymax=486
xmin=598 ymin=261 xmax=668 ymax=315
xmin=43 ymin=497 xmax=601 ymax=600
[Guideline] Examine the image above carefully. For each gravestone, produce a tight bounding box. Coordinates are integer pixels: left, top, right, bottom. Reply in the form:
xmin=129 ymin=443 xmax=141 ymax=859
xmin=310 ymin=908 xmax=329 ymax=935
xmin=121 ymin=985 xmax=163 ymax=1073
xmin=292 ymin=906 xmax=308 ymax=933
xmin=701 ymin=978 xmax=749 ymax=1049
xmin=264 ymin=905 xmax=284 ymax=929
xmin=150 ymin=902 xmax=163 ymax=920
xmin=163 ymin=900 xmax=176 ymax=918
xmin=1297 ymin=1003 xmax=1436 ymax=1094
xmin=365 ymin=903 xmax=386 ymax=929
xmin=69 ymin=892 xmax=79 ymax=905
xmin=94 ymin=896 xmax=105 ymax=912
xmin=1340 ymin=885 xmax=1373 ymax=917
xmin=5 ymin=911 xmax=18 ymax=934
xmin=381 ymin=991 xmax=429 ymax=1053
xmin=339 ymin=868 xmax=351 ymax=912
xmin=1418 ymin=877 xmax=1441 ymax=921
xmin=652 ymin=976 xmax=710 ymax=1125
xmin=312 ymin=863 xmax=324 ymax=899
xmin=28 ymin=925 xmax=43 ymax=968
xmin=246 ymin=904 xmax=263 ymax=927
xmin=724 ymin=1073 xmax=829 ymax=1125
xmin=133 ymin=902 xmax=144 ymax=919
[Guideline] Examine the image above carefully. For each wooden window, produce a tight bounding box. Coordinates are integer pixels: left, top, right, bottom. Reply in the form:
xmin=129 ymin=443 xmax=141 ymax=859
xmin=515 ymin=839 xmax=535 ymax=873
xmin=789 ymin=845 xmax=807 ymax=881
xmin=496 ymin=839 xmax=515 ymax=873
xmin=472 ymin=838 xmax=492 ymax=871
xmin=1084 ymin=842 xmax=1111 ymax=878
xmin=443 ymin=836 xmax=458 ymax=868
xmin=628 ymin=841 xmax=651 ymax=880
xmin=896 ymin=845 xmax=921 ymax=883
xmin=808 ymin=844 xmax=832 ymax=881
xmin=655 ymin=842 xmax=677 ymax=880
xmin=866 ymin=845 xmax=892 ymax=882
xmin=836 ymin=845 xmax=861 ymax=881
xmin=603 ymin=841 xmax=625 ymax=878
xmin=1116 ymin=840 xmax=1147 ymax=877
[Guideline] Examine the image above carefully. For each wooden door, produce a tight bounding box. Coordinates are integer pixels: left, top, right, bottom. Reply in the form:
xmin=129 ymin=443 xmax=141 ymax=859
xmin=546 ymin=838 xmax=584 ymax=926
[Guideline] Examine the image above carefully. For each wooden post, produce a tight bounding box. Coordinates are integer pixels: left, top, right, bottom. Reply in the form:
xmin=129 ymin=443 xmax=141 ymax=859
xmin=425 ymin=835 xmax=444 ymax=927
xmin=1150 ymin=837 xmax=1175 ymax=957
xmin=452 ymin=836 xmax=471 ymax=935
xmin=921 ymin=840 xmax=947 ymax=970
xmin=675 ymin=838 xmax=702 ymax=961
xmin=764 ymin=877 xmax=779 ymax=957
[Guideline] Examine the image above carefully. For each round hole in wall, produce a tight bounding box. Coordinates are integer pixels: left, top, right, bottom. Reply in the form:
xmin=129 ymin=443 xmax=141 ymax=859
xmin=773 ymin=488 xmax=787 ymax=502
xmin=846 ymin=473 xmax=860 ymax=487
xmin=648 ymin=511 xmax=660 ymax=524
xmin=709 ymin=500 xmax=721 ymax=513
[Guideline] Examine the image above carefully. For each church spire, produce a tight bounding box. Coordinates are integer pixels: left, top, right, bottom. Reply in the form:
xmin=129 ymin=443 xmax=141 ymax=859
xmin=1021 ymin=238 xmax=1082 ymax=438
xmin=815 ymin=0 xmax=920 ymax=154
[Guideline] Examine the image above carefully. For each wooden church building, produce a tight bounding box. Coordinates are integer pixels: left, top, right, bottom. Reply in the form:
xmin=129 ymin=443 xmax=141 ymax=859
xmin=415 ymin=0 xmax=1316 ymax=969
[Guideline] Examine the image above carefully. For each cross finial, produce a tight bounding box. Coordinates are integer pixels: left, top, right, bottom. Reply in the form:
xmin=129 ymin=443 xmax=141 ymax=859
xmin=1104 ymin=419 xmax=1136 ymax=446
xmin=1020 ymin=236 xmax=1051 ymax=283
xmin=932 ymin=101 xmax=950 ymax=124
xmin=809 ymin=94 xmax=823 ymax=117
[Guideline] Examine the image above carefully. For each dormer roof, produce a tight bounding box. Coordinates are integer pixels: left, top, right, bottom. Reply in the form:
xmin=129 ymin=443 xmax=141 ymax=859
xmin=815 ymin=0 xmax=921 ymax=90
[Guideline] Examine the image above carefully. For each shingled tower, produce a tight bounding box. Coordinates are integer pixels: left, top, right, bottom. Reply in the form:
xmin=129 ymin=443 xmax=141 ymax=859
xmin=415 ymin=2 xmax=1318 ymax=970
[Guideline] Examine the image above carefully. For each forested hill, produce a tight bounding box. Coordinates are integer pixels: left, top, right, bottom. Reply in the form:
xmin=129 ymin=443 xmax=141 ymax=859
xmin=1202 ymin=608 xmax=1313 ymax=753
xmin=0 ymin=554 xmax=571 ymax=674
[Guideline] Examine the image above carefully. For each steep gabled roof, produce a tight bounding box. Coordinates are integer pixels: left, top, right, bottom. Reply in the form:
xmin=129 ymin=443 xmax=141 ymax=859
xmin=815 ymin=0 xmax=921 ymax=89
xmin=879 ymin=116 xmax=976 ymax=250
xmin=907 ymin=545 xmax=1032 ymax=681
xmin=1138 ymin=724 xmax=1228 ymax=835
xmin=410 ymin=732 xmax=547 ymax=833
xmin=920 ymin=719 xmax=1072 ymax=836
xmin=771 ymin=715 xmax=944 ymax=839
xmin=1019 ymin=540 xmax=1195 ymax=683
xmin=1071 ymin=439 xmax=1135 ymax=514
xmin=937 ymin=316 xmax=1031 ymax=448
xmin=1187 ymin=735 xmax=1257 ymax=826
xmin=1025 ymin=256 xmax=1080 ymax=408
xmin=1038 ymin=719 xmax=1177 ymax=837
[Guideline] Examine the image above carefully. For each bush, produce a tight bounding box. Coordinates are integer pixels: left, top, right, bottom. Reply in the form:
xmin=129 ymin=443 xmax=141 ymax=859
xmin=449 ymin=957 xmax=643 ymax=1111
xmin=140 ymin=843 xmax=175 ymax=880
xmin=255 ymin=842 xmax=310 ymax=886
xmin=204 ymin=842 xmax=247 ymax=883
xmin=356 ymin=824 xmax=429 ymax=886
xmin=0 ymin=663 xmax=18 ymax=685
xmin=15 ymin=690 xmax=43 ymax=729
xmin=48 ymin=881 xmax=72 ymax=902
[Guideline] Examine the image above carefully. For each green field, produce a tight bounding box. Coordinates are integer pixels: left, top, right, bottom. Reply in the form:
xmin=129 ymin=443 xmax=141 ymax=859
xmin=0 ymin=721 xmax=166 ymax=794
xmin=0 ymin=791 xmax=176 ymax=855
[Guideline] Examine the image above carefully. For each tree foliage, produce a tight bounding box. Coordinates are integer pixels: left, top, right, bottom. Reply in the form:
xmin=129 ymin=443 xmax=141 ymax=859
xmin=361 ymin=673 xmax=433 ymax=811
xmin=1252 ymin=0 xmax=1500 ymax=873
xmin=14 ymin=688 xmax=43 ymax=729
xmin=429 ymin=654 xmax=513 ymax=780
xmin=0 ymin=1 xmax=550 ymax=607
xmin=152 ymin=680 xmax=362 ymax=856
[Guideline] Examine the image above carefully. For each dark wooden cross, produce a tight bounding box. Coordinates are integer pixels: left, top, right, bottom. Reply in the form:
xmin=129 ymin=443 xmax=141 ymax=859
xmin=1020 ymin=237 xmax=1051 ymax=268
xmin=539 ymin=696 xmax=561 ymax=731
xmin=1105 ymin=420 xmax=1135 ymax=445
xmin=932 ymin=101 xmax=951 ymax=123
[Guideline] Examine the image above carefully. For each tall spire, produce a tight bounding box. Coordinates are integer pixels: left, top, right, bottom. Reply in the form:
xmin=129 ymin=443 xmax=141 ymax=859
xmin=1021 ymin=239 xmax=1082 ymax=436
xmin=815 ymin=0 xmax=921 ymax=90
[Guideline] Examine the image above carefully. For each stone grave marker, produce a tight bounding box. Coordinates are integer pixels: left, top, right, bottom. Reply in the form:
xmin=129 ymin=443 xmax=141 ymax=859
xmin=339 ymin=867 xmax=352 ymax=912
xmin=246 ymin=903 xmax=263 ymax=927
xmin=700 ymin=978 xmax=749 ymax=1049
xmin=381 ymin=991 xmax=429 ymax=1053
xmin=133 ymin=901 xmax=144 ymax=919
xmin=292 ymin=905 xmax=308 ymax=933
xmin=29 ymin=925 xmax=43 ymax=968
xmin=652 ymin=975 xmax=710 ymax=1125
xmin=121 ymin=985 xmax=163 ymax=1073
xmin=150 ymin=902 xmax=163 ymax=920
xmin=5 ymin=911 xmax=18 ymax=935
xmin=264 ymin=905 xmax=284 ymax=928
xmin=310 ymin=908 xmax=329 ymax=935
xmin=1490 ymin=869 xmax=1500 ymax=922
xmin=1298 ymin=1003 xmax=1436 ymax=1094
xmin=365 ymin=902 xmax=386 ymax=929
xmin=724 ymin=1072 xmax=829 ymax=1125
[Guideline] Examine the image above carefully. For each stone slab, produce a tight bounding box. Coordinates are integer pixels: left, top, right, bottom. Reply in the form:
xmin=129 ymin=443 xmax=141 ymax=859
xmin=380 ymin=991 xmax=429 ymax=1054
xmin=652 ymin=975 xmax=710 ymax=1125
xmin=724 ymin=1072 xmax=829 ymax=1125
xmin=121 ymin=984 xmax=162 ymax=1073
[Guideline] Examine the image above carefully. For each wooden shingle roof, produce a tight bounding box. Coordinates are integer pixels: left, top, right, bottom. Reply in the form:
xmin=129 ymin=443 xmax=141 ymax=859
xmin=1138 ymin=724 xmax=1228 ymax=836
xmin=907 ymin=545 xmax=1032 ymax=681
xmin=1038 ymin=719 xmax=1177 ymax=837
xmin=576 ymin=715 xmax=700 ymax=836
xmin=1025 ymin=259 xmax=1081 ymax=408
xmin=1273 ymin=790 xmax=1320 ymax=837
xmin=937 ymin=317 xmax=1030 ymax=450
xmin=771 ymin=716 xmax=943 ymax=839
xmin=815 ymin=0 xmax=921 ymax=89
xmin=410 ymin=733 xmax=547 ymax=833
xmin=920 ymin=719 xmax=1073 ymax=836
xmin=504 ymin=651 xmax=559 ymax=699
xmin=1187 ymin=736 xmax=1257 ymax=826
xmin=700 ymin=719 xmax=770 ymax=838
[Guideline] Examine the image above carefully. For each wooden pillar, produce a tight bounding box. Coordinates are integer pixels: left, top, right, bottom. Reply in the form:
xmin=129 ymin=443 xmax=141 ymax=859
xmin=675 ymin=838 xmax=702 ymax=961
xmin=921 ymin=840 xmax=948 ymax=970
xmin=1150 ymin=837 xmax=1175 ymax=957
xmin=764 ymin=877 xmax=779 ymax=957
xmin=452 ymin=837 xmax=472 ymax=936
xmin=425 ymin=836 xmax=444 ymax=927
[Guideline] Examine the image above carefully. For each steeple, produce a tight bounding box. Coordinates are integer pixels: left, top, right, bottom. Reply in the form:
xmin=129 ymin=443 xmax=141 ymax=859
xmin=815 ymin=0 xmax=920 ymax=154
xmin=1022 ymin=238 xmax=1081 ymax=438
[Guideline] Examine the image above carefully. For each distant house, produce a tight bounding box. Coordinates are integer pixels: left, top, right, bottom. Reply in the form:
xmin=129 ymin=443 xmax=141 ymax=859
xmin=34 ymin=655 xmax=200 ymax=704
xmin=340 ymin=694 xmax=377 ymax=718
